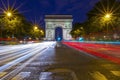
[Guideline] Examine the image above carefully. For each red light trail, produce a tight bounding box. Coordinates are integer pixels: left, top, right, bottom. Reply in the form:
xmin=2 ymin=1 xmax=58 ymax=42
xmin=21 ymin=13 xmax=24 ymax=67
xmin=63 ymin=42 xmax=120 ymax=64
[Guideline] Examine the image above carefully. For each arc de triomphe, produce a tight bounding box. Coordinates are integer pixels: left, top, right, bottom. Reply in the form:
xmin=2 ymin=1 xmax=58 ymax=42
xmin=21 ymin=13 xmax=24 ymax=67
xmin=45 ymin=15 xmax=73 ymax=41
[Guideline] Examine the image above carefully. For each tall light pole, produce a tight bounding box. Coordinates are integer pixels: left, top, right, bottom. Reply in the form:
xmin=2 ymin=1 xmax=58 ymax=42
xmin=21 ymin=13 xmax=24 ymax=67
xmin=40 ymin=30 xmax=44 ymax=35
xmin=33 ymin=25 xmax=38 ymax=39
xmin=104 ymin=13 xmax=111 ymax=39
xmin=5 ymin=11 xmax=14 ymax=38
xmin=0 ymin=21 xmax=2 ymax=39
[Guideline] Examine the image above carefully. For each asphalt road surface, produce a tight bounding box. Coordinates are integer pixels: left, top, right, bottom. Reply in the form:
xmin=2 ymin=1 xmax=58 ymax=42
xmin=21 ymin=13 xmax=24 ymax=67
xmin=0 ymin=41 xmax=120 ymax=80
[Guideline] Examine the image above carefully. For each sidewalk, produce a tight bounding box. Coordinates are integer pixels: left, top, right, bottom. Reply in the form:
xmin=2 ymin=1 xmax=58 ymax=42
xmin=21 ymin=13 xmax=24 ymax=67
xmin=63 ymin=41 xmax=120 ymax=64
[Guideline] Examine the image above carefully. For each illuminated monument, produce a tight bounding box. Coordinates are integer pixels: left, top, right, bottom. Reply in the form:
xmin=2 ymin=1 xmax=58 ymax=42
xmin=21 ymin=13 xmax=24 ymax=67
xmin=45 ymin=15 xmax=73 ymax=41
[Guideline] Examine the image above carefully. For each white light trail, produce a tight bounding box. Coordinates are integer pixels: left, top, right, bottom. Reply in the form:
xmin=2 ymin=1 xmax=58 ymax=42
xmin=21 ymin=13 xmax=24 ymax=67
xmin=0 ymin=42 xmax=56 ymax=72
xmin=0 ymin=42 xmax=56 ymax=80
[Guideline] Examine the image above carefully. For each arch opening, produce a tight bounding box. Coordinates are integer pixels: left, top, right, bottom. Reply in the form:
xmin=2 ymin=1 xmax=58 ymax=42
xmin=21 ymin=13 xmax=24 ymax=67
xmin=55 ymin=27 xmax=63 ymax=41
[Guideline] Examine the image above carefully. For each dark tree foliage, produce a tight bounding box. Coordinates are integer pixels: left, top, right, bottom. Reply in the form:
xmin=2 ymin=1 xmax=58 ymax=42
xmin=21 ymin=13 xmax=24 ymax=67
xmin=0 ymin=10 xmax=34 ymax=39
xmin=70 ymin=23 xmax=85 ymax=38
xmin=85 ymin=0 xmax=120 ymax=34
xmin=88 ymin=0 xmax=120 ymax=18
xmin=70 ymin=0 xmax=120 ymax=39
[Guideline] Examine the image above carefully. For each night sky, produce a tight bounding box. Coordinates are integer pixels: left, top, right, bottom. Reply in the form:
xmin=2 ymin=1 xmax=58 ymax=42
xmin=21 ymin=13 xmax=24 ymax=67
xmin=0 ymin=0 xmax=99 ymax=28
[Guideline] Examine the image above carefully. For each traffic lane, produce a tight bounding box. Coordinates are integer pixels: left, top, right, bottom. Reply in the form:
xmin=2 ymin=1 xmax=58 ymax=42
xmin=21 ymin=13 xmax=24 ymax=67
xmin=24 ymin=42 xmax=120 ymax=80
xmin=0 ymin=43 xmax=42 ymax=66
xmin=63 ymin=42 xmax=120 ymax=64
xmin=60 ymin=43 xmax=120 ymax=80
xmin=0 ymin=42 xmax=56 ymax=71
xmin=0 ymin=42 xmax=56 ymax=80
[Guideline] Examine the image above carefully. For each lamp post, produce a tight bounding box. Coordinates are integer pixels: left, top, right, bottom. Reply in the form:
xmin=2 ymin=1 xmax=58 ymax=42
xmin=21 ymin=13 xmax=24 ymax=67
xmin=104 ymin=13 xmax=111 ymax=39
xmin=33 ymin=25 xmax=38 ymax=39
xmin=0 ymin=22 xmax=2 ymax=38
xmin=5 ymin=11 xmax=14 ymax=38
xmin=40 ymin=30 xmax=44 ymax=35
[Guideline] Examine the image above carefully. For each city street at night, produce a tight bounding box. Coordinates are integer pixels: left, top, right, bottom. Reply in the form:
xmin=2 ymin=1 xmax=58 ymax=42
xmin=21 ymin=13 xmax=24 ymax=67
xmin=0 ymin=0 xmax=120 ymax=80
xmin=0 ymin=41 xmax=120 ymax=80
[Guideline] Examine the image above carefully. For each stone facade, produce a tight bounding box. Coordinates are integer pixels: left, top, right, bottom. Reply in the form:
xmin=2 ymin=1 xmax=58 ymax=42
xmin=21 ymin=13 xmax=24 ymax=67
xmin=45 ymin=15 xmax=73 ymax=40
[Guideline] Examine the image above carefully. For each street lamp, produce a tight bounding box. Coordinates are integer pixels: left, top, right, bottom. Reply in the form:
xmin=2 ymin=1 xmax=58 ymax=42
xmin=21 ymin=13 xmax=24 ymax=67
xmin=6 ymin=12 xmax=12 ymax=17
xmin=33 ymin=25 xmax=39 ymax=39
xmin=5 ymin=11 xmax=15 ymax=39
xmin=104 ymin=13 xmax=111 ymax=21
xmin=104 ymin=13 xmax=111 ymax=39
xmin=104 ymin=14 xmax=111 ymax=19
xmin=34 ymin=26 xmax=38 ymax=30
xmin=40 ymin=30 xmax=44 ymax=34
xmin=0 ymin=23 xmax=2 ymax=39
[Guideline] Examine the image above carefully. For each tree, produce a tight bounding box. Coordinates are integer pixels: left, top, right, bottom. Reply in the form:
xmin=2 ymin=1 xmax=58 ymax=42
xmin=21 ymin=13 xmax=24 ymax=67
xmin=0 ymin=11 xmax=33 ymax=39
xmin=87 ymin=0 xmax=120 ymax=33
xmin=81 ymin=0 xmax=120 ymax=41
xmin=70 ymin=23 xmax=85 ymax=38
xmin=15 ymin=15 xmax=33 ymax=39
xmin=29 ymin=25 xmax=44 ymax=40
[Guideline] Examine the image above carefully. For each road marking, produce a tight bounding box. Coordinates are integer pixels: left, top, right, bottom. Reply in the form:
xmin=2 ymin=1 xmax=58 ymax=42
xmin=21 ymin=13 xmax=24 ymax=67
xmin=89 ymin=71 xmax=108 ymax=80
xmin=39 ymin=72 xmax=53 ymax=80
xmin=39 ymin=68 xmax=78 ymax=80
xmin=11 ymin=72 xmax=31 ymax=80
xmin=0 ymin=72 xmax=7 ymax=78
xmin=111 ymin=71 xmax=120 ymax=76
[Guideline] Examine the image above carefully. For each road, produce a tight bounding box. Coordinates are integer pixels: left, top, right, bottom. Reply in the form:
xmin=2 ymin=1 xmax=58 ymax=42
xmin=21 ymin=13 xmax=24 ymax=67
xmin=63 ymin=41 xmax=120 ymax=64
xmin=0 ymin=41 xmax=120 ymax=80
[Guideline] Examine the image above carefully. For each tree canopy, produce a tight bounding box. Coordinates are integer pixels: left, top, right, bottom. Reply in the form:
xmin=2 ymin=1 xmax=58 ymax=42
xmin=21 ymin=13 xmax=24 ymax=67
xmin=71 ymin=0 xmax=120 ymax=40
xmin=0 ymin=10 xmax=44 ymax=40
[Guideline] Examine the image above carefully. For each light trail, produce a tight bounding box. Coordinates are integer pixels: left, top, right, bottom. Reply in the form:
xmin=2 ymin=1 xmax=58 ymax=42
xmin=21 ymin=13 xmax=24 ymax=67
xmin=63 ymin=41 xmax=120 ymax=64
xmin=0 ymin=42 xmax=56 ymax=80
xmin=0 ymin=48 xmax=30 ymax=61
xmin=0 ymin=47 xmax=39 ymax=66
xmin=0 ymin=43 xmax=49 ymax=71
xmin=0 ymin=42 xmax=56 ymax=79
xmin=0 ymin=46 xmax=42 ymax=72
xmin=0 ymin=44 xmax=32 ymax=55
xmin=0 ymin=43 xmax=45 ymax=62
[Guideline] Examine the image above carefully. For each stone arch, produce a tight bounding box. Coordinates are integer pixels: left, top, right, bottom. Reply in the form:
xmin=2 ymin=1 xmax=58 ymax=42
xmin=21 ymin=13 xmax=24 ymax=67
xmin=45 ymin=15 xmax=73 ymax=41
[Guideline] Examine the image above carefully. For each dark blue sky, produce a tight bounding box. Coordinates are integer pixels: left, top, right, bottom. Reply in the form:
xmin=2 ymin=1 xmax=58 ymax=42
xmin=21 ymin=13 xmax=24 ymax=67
xmin=0 ymin=0 xmax=99 ymax=28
